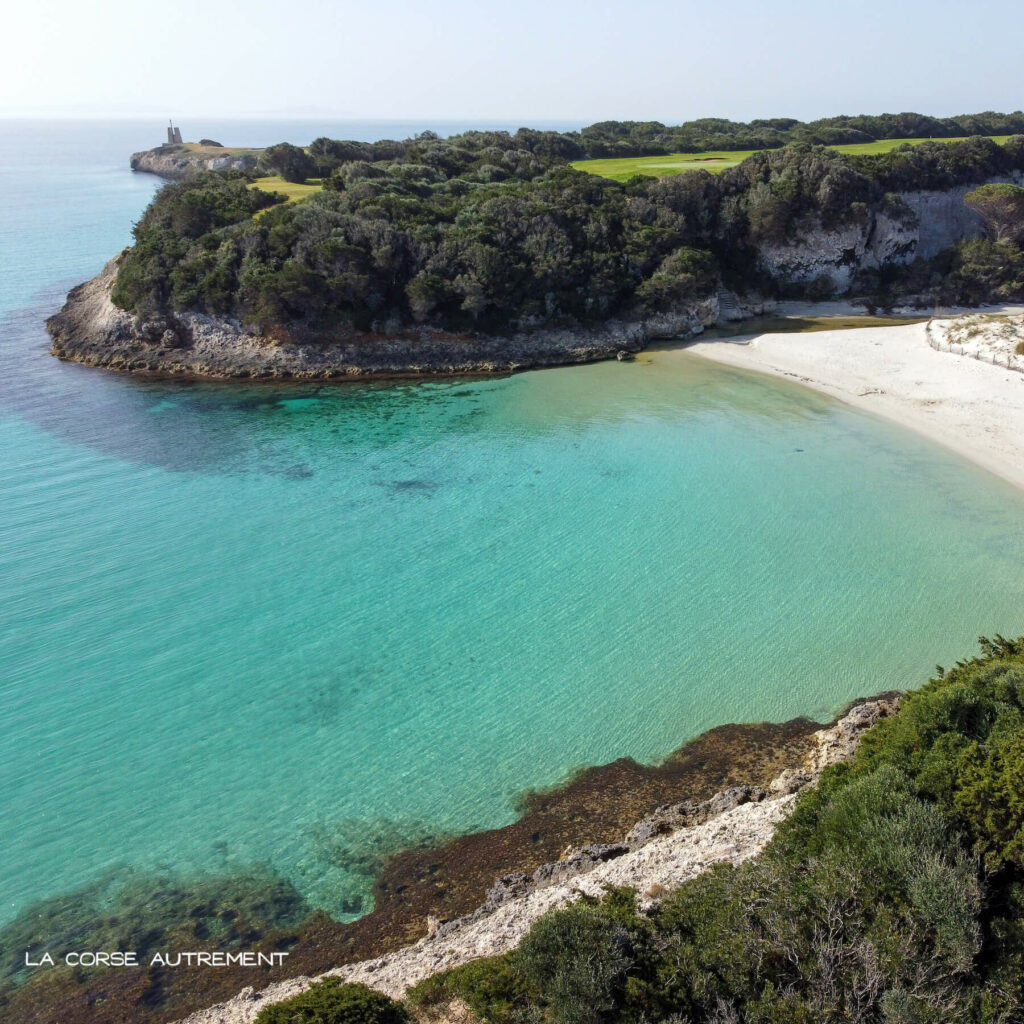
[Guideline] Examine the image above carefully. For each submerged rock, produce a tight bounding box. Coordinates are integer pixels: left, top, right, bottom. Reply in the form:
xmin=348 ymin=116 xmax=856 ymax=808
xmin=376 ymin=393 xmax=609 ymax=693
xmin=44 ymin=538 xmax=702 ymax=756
xmin=173 ymin=696 xmax=900 ymax=1024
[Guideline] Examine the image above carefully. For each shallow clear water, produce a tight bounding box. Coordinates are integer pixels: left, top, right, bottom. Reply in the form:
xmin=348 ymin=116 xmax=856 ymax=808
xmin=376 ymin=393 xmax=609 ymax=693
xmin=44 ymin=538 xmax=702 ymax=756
xmin=3 ymin=120 xmax=1024 ymax=929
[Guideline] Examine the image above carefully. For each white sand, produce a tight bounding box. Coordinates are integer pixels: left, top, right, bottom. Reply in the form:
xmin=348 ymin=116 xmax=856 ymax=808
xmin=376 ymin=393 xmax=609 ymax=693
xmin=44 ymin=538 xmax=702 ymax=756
xmin=685 ymin=320 xmax=1024 ymax=493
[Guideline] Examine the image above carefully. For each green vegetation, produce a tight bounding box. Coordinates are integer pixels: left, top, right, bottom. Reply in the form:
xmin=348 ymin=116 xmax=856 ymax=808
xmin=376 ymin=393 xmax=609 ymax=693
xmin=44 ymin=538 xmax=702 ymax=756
xmin=573 ymin=136 xmax=1016 ymax=182
xmin=870 ymin=236 xmax=1024 ymax=307
xmin=260 ymin=142 xmax=318 ymax=184
xmin=407 ymin=637 xmax=1024 ymax=1024
xmin=570 ymin=111 xmax=1024 ymax=158
xmin=181 ymin=142 xmax=263 ymax=159
xmin=110 ymin=174 xmax=287 ymax=316
xmin=113 ymin=120 xmax=1024 ymax=332
xmin=254 ymin=980 xmax=410 ymax=1024
xmin=965 ymin=182 xmax=1024 ymax=243
xmin=832 ymin=134 xmax=1013 ymax=157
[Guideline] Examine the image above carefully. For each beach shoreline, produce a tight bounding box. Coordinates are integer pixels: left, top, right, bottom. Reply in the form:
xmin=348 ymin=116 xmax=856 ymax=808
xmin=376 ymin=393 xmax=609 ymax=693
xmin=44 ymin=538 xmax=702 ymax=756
xmin=684 ymin=316 xmax=1024 ymax=494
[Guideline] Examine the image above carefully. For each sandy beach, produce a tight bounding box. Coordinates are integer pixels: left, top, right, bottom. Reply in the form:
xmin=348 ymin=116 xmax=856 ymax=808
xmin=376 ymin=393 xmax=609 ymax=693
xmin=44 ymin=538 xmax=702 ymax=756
xmin=686 ymin=317 xmax=1024 ymax=493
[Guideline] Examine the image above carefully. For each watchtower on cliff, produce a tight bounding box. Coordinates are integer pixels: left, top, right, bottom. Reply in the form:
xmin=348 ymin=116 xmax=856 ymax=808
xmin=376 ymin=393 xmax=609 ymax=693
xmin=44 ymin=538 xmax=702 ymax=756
xmin=166 ymin=120 xmax=183 ymax=145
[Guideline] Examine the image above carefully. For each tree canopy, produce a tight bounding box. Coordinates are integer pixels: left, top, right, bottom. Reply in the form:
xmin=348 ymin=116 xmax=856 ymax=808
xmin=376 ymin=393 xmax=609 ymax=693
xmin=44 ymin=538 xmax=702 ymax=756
xmin=111 ymin=131 xmax=1024 ymax=332
xmin=260 ymin=142 xmax=317 ymax=183
xmin=965 ymin=182 xmax=1024 ymax=244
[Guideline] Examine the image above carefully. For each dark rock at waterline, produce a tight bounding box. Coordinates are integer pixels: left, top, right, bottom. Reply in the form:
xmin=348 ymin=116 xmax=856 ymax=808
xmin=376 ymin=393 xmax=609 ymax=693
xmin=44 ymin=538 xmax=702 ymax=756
xmin=0 ymin=713 xmax=832 ymax=1024
xmin=625 ymin=785 xmax=766 ymax=846
xmin=485 ymin=872 xmax=533 ymax=908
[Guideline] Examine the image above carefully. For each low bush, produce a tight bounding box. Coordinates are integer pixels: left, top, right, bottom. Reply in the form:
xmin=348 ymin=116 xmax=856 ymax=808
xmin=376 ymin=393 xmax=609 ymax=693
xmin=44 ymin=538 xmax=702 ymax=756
xmin=254 ymin=979 xmax=410 ymax=1024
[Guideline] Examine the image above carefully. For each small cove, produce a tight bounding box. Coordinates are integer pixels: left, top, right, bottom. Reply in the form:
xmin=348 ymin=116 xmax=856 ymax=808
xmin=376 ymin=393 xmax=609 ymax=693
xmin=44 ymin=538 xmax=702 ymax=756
xmin=3 ymin=121 xmax=1024 ymax=984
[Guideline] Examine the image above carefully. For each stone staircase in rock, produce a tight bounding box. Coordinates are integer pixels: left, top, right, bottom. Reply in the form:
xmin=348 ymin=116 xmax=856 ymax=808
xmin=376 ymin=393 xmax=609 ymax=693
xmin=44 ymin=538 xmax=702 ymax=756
xmin=717 ymin=289 xmax=743 ymax=322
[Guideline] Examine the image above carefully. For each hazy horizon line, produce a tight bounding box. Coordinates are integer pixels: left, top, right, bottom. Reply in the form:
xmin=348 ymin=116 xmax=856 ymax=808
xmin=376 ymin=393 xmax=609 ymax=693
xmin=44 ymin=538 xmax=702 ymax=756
xmin=3 ymin=105 xmax=1021 ymax=125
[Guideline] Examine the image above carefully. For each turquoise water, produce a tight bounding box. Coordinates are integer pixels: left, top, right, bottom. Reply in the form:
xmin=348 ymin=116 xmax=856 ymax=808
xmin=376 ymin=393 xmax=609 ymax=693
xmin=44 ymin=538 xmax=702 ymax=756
xmin=3 ymin=122 xmax=1024 ymax=933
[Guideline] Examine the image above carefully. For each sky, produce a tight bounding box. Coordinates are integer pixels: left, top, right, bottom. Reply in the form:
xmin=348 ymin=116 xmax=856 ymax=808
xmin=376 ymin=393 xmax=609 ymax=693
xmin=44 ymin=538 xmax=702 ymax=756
xmin=2 ymin=0 xmax=1021 ymax=123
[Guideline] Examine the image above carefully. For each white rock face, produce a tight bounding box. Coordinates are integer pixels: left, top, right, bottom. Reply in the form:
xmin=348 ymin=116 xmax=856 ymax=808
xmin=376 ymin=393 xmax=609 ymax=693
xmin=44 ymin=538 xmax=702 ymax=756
xmin=176 ymin=697 xmax=898 ymax=1024
xmin=757 ymin=174 xmax=1024 ymax=291
xmin=129 ymin=147 xmax=258 ymax=180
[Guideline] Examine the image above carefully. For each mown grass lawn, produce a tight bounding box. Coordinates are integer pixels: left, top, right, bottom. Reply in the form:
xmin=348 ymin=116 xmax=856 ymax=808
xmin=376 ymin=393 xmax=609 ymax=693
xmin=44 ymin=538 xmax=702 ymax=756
xmin=249 ymin=175 xmax=323 ymax=202
xmin=571 ymin=150 xmax=752 ymax=180
xmin=572 ymin=135 xmax=1016 ymax=181
xmin=183 ymin=143 xmax=263 ymax=158
xmin=832 ymin=134 xmax=1012 ymax=156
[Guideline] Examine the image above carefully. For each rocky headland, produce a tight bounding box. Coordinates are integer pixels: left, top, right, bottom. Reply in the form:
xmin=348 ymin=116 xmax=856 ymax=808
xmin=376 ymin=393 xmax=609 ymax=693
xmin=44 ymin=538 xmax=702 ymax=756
xmin=46 ymin=260 xmax=760 ymax=380
xmin=49 ymin=160 xmax=1023 ymax=382
xmin=177 ymin=696 xmax=899 ymax=1024
xmin=130 ymin=145 xmax=259 ymax=180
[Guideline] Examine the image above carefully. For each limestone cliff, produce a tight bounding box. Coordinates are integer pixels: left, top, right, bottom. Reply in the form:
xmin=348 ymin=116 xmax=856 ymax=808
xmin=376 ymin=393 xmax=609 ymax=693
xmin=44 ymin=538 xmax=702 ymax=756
xmin=756 ymin=173 xmax=1024 ymax=291
xmin=46 ymin=260 xmax=721 ymax=379
xmin=130 ymin=145 xmax=259 ymax=180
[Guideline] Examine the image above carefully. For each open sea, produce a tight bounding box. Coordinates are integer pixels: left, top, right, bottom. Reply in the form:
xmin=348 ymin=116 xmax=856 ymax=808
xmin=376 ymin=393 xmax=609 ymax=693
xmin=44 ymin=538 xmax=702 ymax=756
xmin=3 ymin=119 xmax=1024 ymax=940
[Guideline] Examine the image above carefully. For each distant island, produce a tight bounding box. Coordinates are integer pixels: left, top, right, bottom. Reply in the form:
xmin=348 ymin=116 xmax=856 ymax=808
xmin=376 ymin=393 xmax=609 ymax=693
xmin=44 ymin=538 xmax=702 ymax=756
xmin=49 ymin=111 xmax=1024 ymax=379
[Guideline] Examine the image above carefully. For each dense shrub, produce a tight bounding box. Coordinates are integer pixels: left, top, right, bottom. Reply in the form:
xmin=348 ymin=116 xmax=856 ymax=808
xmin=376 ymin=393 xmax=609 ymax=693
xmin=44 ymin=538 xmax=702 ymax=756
xmin=849 ymin=135 xmax=1024 ymax=192
xmin=514 ymin=903 xmax=634 ymax=1024
xmin=942 ymin=239 xmax=1024 ymax=304
xmin=110 ymin=172 xmax=285 ymax=316
xmin=261 ymin=143 xmax=318 ymax=184
xmin=254 ymin=980 xmax=410 ymax=1024
xmin=408 ymin=956 xmax=529 ymax=1023
xmin=635 ymin=248 xmax=718 ymax=311
xmin=872 ymin=238 xmax=1024 ymax=307
xmin=112 ymin=127 xmax=1024 ymax=331
xmin=574 ymin=110 xmax=1024 ymax=159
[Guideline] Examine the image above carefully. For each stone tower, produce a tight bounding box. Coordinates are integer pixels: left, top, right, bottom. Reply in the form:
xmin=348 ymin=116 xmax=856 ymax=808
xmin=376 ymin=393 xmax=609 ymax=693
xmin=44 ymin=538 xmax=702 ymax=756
xmin=166 ymin=120 xmax=183 ymax=145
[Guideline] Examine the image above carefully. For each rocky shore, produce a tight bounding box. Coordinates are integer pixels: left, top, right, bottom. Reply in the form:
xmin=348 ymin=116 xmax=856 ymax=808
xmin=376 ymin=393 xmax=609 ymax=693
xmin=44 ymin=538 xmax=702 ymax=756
xmin=177 ymin=696 xmax=898 ymax=1024
xmin=3 ymin=702 xmax=882 ymax=1024
xmin=49 ymin=164 xmax=1020 ymax=384
xmin=46 ymin=260 xmax=753 ymax=380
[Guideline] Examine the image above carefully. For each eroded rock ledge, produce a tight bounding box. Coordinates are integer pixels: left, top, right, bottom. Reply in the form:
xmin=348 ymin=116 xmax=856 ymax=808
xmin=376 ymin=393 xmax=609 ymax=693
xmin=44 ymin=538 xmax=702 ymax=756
xmin=177 ymin=696 xmax=899 ymax=1024
xmin=45 ymin=261 xmax=759 ymax=381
